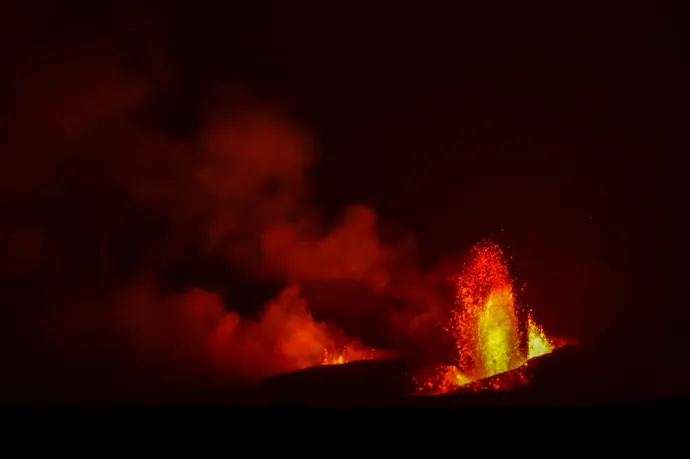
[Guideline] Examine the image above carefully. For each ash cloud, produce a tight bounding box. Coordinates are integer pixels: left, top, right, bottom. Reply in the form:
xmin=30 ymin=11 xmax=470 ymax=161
xmin=0 ymin=4 xmax=455 ymax=400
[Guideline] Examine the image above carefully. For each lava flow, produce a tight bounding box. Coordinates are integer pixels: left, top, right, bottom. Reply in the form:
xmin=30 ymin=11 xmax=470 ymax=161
xmin=415 ymin=240 xmax=562 ymax=394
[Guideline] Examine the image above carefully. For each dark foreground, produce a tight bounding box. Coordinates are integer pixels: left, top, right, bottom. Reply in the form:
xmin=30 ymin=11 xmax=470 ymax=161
xmin=2 ymin=345 xmax=688 ymax=407
xmin=232 ymin=345 xmax=672 ymax=407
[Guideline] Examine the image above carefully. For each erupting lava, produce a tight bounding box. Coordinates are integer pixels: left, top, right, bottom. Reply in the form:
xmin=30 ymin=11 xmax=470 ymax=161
xmin=415 ymin=240 xmax=561 ymax=394
xmin=321 ymin=346 xmax=384 ymax=366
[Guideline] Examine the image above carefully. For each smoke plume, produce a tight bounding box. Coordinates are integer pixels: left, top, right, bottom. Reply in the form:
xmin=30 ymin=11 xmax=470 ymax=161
xmin=0 ymin=4 xmax=455 ymax=401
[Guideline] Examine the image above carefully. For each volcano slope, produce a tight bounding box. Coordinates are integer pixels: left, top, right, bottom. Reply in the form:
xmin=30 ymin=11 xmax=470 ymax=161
xmin=231 ymin=344 xmax=679 ymax=407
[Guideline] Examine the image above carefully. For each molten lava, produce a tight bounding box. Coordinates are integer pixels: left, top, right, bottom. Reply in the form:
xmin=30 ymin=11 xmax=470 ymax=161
xmin=321 ymin=346 xmax=383 ymax=366
xmin=415 ymin=240 xmax=559 ymax=394
xmin=527 ymin=313 xmax=554 ymax=359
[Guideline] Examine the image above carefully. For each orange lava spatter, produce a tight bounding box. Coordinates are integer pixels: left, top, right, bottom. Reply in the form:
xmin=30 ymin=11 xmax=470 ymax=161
xmin=321 ymin=345 xmax=381 ymax=366
xmin=415 ymin=240 xmax=558 ymax=394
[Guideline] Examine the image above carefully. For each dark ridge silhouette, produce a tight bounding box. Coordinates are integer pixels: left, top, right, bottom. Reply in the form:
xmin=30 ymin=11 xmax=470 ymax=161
xmin=227 ymin=345 xmax=680 ymax=407
xmin=3 ymin=344 xmax=686 ymax=407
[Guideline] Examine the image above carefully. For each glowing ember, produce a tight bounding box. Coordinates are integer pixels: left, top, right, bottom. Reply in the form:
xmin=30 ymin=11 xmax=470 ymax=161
xmin=321 ymin=345 xmax=381 ymax=366
xmin=415 ymin=240 xmax=560 ymax=394
xmin=322 ymin=349 xmax=347 ymax=365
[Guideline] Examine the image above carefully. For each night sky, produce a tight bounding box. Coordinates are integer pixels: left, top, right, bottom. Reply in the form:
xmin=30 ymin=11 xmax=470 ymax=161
xmin=0 ymin=1 xmax=681 ymax=401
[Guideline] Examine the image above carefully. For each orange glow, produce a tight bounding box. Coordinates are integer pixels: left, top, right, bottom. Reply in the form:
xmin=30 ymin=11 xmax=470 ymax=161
xmin=321 ymin=345 xmax=381 ymax=366
xmin=527 ymin=313 xmax=554 ymax=359
xmin=415 ymin=240 xmax=561 ymax=394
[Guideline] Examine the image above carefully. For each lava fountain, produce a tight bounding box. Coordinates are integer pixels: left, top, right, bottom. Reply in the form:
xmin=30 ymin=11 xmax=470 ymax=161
xmin=415 ymin=240 xmax=561 ymax=394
